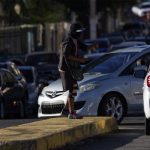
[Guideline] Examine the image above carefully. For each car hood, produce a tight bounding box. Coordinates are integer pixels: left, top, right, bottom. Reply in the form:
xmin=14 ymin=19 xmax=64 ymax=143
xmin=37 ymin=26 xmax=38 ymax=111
xmin=42 ymin=72 xmax=110 ymax=92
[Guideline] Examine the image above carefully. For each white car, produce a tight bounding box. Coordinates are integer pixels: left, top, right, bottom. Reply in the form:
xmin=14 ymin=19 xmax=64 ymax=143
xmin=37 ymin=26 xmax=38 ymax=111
xmin=38 ymin=45 xmax=150 ymax=123
xmin=143 ymin=70 xmax=150 ymax=135
xmin=132 ymin=2 xmax=150 ymax=17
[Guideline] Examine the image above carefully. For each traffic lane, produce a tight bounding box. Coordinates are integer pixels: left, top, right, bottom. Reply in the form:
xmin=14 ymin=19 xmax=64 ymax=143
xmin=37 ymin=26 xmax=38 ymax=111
xmin=0 ymin=118 xmax=44 ymax=129
xmin=63 ymin=117 xmax=148 ymax=150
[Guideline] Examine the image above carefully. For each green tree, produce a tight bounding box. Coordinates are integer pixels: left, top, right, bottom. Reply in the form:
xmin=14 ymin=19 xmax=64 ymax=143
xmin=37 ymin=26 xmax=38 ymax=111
xmin=1 ymin=0 xmax=66 ymax=24
xmin=24 ymin=0 xmax=66 ymax=23
xmin=1 ymin=0 xmax=27 ymax=25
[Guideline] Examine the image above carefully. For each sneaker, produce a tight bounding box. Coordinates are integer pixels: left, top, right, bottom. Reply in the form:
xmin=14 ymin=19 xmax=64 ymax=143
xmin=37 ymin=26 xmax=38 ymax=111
xmin=68 ymin=112 xmax=83 ymax=119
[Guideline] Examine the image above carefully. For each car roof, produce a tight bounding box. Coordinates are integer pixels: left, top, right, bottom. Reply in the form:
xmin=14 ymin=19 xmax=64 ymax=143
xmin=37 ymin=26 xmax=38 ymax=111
xmin=110 ymin=45 xmax=150 ymax=53
xmin=26 ymin=52 xmax=57 ymax=56
xmin=112 ymin=41 xmax=146 ymax=49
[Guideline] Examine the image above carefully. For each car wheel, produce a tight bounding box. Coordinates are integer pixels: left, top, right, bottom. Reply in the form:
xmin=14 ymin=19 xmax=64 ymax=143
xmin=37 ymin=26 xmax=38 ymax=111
xmin=145 ymin=117 xmax=150 ymax=135
xmin=0 ymin=101 xmax=4 ymax=119
xmin=98 ymin=93 xmax=126 ymax=123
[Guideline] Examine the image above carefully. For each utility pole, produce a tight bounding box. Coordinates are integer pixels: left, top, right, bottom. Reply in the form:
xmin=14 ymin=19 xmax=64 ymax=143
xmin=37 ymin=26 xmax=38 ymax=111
xmin=89 ymin=0 xmax=97 ymax=39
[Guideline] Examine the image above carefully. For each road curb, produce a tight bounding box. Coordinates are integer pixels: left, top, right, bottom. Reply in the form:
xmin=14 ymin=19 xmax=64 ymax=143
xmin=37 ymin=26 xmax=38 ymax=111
xmin=0 ymin=117 xmax=118 ymax=150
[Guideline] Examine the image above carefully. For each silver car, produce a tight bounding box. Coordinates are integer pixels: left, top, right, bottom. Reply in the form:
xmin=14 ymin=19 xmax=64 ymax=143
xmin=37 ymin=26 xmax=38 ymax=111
xmin=38 ymin=45 xmax=150 ymax=123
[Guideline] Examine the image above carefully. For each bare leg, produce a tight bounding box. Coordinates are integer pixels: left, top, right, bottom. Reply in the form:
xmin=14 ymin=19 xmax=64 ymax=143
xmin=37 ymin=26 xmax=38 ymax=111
xmin=68 ymin=97 xmax=74 ymax=114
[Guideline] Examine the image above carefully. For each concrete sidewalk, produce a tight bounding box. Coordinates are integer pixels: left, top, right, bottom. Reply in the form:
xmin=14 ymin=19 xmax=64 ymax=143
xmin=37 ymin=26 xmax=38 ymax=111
xmin=0 ymin=117 xmax=118 ymax=150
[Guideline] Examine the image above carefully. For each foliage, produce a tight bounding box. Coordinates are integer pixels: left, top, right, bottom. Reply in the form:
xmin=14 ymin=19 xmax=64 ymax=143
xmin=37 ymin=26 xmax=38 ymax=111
xmin=0 ymin=0 xmax=138 ymax=24
xmin=1 ymin=0 xmax=66 ymax=23
xmin=25 ymin=0 xmax=66 ymax=23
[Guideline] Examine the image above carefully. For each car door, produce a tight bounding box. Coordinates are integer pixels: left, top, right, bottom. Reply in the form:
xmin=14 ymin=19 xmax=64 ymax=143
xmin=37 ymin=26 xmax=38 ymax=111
xmin=122 ymin=53 xmax=150 ymax=113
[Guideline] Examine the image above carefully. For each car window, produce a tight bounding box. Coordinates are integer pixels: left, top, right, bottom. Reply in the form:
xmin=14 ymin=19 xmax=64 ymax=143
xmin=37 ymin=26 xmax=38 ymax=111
xmin=108 ymin=36 xmax=124 ymax=45
xmin=120 ymin=53 xmax=150 ymax=76
xmin=83 ymin=52 xmax=137 ymax=74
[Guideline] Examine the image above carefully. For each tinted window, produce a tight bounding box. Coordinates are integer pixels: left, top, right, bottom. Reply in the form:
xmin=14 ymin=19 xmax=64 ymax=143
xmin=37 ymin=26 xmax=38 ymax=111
xmin=121 ymin=53 xmax=150 ymax=76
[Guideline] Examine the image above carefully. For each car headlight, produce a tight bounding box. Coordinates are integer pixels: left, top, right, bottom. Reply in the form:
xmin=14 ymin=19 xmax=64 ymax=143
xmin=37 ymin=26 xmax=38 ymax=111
xmin=79 ymin=83 xmax=99 ymax=93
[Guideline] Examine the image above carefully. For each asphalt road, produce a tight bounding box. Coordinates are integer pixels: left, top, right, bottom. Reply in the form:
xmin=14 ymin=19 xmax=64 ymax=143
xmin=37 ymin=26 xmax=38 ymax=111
xmin=63 ymin=116 xmax=150 ymax=150
xmin=0 ymin=118 xmax=43 ymax=129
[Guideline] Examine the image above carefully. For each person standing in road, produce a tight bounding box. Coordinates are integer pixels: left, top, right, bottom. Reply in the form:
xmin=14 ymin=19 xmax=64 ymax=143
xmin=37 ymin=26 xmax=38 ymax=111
xmin=58 ymin=22 xmax=96 ymax=119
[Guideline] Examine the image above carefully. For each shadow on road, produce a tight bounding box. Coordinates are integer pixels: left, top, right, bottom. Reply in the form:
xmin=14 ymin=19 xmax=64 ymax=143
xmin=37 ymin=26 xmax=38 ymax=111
xmin=61 ymin=117 xmax=146 ymax=150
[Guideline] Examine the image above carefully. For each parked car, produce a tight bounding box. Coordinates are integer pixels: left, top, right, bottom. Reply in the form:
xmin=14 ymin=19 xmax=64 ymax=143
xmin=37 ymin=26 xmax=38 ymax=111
xmin=110 ymin=41 xmax=146 ymax=51
xmin=143 ymin=68 xmax=150 ymax=135
xmin=38 ymin=45 xmax=150 ymax=123
xmin=0 ymin=69 xmax=27 ymax=118
xmin=0 ymin=54 xmax=25 ymax=66
xmin=100 ymin=33 xmax=125 ymax=44
xmin=0 ymin=61 xmax=27 ymax=86
xmin=25 ymin=52 xmax=59 ymax=81
xmin=84 ymin=38 xmax=111 ymax=53
xmin=0 ymin=61 xmax=29 ymax=115
xmin=121 ymin=21 xmax=148 ymax=39
xmin=127 ymin=36 xmax=150 ymax=44
xmin=18 ymin=66 xmax=39 ymax=116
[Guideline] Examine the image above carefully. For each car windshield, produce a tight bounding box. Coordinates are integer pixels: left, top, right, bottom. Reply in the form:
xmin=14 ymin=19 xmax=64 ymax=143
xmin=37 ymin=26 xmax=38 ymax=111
xmin=83 ymin=52 xmax=137 ymax=74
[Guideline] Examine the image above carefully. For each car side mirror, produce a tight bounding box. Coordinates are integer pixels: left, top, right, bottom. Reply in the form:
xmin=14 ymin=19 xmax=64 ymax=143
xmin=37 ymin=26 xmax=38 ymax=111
xmin=133 ymin=65 xmax=147 ymax=79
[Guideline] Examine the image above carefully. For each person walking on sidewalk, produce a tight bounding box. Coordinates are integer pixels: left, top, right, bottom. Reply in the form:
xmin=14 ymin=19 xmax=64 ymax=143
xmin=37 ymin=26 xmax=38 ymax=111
xmin=58 ymin=22 xmax=96 ymax=119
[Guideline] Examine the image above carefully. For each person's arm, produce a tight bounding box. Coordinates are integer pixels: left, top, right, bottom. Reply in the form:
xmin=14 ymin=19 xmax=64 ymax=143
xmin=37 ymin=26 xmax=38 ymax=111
xmin=67 ymin=55 xmax=86 ymax=63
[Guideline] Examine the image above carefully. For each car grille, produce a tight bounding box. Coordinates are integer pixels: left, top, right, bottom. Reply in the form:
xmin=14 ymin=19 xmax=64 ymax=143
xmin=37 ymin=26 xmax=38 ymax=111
xmin=46 ymin=91 xmax=65 ymax=99
xmin=41 ymin=103 xmax=65 ymax=114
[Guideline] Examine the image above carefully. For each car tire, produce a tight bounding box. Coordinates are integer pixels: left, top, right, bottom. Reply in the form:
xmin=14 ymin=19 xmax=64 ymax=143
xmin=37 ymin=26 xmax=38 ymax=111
xmin=0 ymin=101 xmax=4 ymax=119
xmin=145 ymin=117 xmax=150 ymax=135
xmin=98 ymin=93 xmax=126 ymax=124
